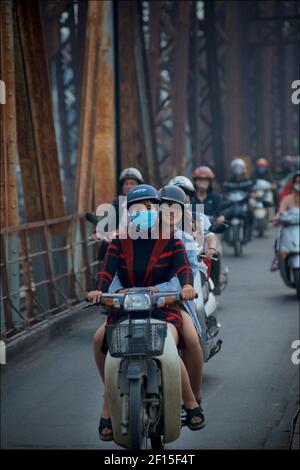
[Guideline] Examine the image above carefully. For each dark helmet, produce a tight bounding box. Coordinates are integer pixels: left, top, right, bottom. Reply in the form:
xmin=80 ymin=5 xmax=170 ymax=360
xmin=168 ymin=176 xmax=195 ymax=198
xmin=119 ymin=167 xmax=144 ymax=185
xmin=127 ymin=184 xmax=160 ymax=208
xmin=159 ymin=185 xmax=186 ymax=207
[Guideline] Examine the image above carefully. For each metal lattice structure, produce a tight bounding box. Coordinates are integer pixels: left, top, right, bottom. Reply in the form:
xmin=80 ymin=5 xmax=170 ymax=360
xmin=142 ymin=1 xmax=192 ymax=183
xmin=41 ymin=1 xmax=87 ymax=213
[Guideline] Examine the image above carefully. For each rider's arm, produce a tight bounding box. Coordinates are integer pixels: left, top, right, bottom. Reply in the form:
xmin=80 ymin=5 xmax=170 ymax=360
xmin=96 ymin=239 xmax=120 ymax=292
xmin=278 ymin=194 xmax=292 ymax=214
xmin=172 ymin=239 xmax=194 ymax=287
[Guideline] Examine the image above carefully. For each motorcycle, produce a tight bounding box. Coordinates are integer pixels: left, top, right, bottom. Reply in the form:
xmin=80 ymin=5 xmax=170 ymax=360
xmin=251 ymin=179 xmax=274 ymax=237
xmin=221 ymin=190 xmax=250 ymax=257
xmin=275 ymin=208 xmax=300 ymax=299
xmin=205 ymin=216 xmax=229 ymax=295
xmin=85 ymin=289 xmax=187 ymax=450
xmin=193 ymin=222 xmax=226 ymax=362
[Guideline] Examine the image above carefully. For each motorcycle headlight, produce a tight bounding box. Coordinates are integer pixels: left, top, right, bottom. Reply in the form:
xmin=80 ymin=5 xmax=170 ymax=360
xmin=124 ymin=293 xmax=152 ymax=311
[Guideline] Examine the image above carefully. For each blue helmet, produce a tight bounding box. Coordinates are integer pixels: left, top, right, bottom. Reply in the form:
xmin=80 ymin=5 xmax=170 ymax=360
xmin=127 ymin=184 xmax=160 ymax=208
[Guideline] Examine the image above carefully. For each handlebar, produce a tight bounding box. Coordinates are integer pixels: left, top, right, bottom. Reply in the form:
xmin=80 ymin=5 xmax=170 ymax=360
xmin=83 ymin=290 xmax=197 ymax=310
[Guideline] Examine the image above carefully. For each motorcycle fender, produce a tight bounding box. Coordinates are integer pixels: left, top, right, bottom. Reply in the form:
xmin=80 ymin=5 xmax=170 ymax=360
xmin=156 ymin=323 xmax=181 ymax=443
xmin=287 ymin=254 xmax=300 ymax=268
xmin=105 ymin=353 xmax=129 ymax=448
xmin=205 ymin=292 xmax=218 ymax=317
xmin=254 ymin=208 xmax=266 ymax=219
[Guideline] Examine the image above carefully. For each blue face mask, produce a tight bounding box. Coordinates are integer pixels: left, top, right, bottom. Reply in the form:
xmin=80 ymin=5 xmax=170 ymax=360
xmin=130 ymin=210 xmax=158 ymax=231
xmin=257 ymin=167 xmax=267 ymax=175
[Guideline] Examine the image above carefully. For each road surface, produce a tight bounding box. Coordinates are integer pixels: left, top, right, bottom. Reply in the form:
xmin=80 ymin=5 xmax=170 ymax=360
xmin=1 ymin=227 xmax=299 ymax=449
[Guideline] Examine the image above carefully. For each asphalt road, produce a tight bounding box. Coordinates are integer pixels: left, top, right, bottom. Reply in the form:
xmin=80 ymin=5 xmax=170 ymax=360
xmin=1 ymin=227 xmax=299 ymax=449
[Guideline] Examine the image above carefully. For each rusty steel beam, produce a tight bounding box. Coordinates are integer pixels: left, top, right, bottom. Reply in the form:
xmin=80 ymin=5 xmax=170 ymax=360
xmin=15 ymin=0 xmax=65 ymax=221
xmin=133 ymin=1 xmax=160 ymax=187
xmin=117 ymin=1 xmax=143 ymax=172
xmin=76 ymin=0 xmax=116 ymax=213
xmin=93 ymin=1 xmax=116 ymax=206
xmin=13 ymin=6 xmax=44 ymax=222
xmin=0 ymin=0 xmax=19 ymax=229
xmin=144 ymin=1 xmax=191 ymax=182
xmin=188 ymin=1 xmax=225 ymax=181
xmin=223 ymin=1 xmax=251 ymax=174
xmin=172 ymin=1 xmax=190 ymax=175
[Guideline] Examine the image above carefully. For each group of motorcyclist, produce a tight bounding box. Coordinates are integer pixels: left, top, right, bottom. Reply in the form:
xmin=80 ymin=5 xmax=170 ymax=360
xmin=86 ymin=154 xmax=299 ymax=443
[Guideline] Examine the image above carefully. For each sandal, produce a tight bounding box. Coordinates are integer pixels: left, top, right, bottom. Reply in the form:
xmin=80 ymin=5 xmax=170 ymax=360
xmin=98 ymin=417 xmax=114 ymax=441
xmin=185 ymin=405 xmax=206 ymax=431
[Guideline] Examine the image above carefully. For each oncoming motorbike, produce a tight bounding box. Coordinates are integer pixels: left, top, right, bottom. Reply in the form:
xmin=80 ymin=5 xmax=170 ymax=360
xmin=85 ymin=290 xmax=185 ymax=450
xmin=222 ymin=190 xmax=250 ymax=257
xmin=251 ymin=179 xmax=274 ymax=237
xmin=275 ymin=208 xmax=300 ymax=299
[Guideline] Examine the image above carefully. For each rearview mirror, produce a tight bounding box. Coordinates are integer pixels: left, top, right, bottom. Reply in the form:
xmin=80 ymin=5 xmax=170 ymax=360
xmin=209 ymin=222 xmax=227 ymax=234
xmin=262 ymin=200 xmax=274 ymax=208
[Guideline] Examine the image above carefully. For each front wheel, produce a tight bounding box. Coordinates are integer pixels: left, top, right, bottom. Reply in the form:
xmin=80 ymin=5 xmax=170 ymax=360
xmin=257 ymin=219 xmax=266 ymax=238
xmin=150 ymin=434 xmax=164 ymax=450
xmin=233 ymin=225 xmax=242 ymax=257
xmin=129 ymin=379 xmax=144 ymax=450
xmin=294 ymin=268 xmax=300 ymax=300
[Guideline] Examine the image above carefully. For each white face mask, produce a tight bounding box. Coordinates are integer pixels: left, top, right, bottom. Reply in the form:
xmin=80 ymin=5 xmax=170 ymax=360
xmin=294 ymin=183 xmax=300 ymax=192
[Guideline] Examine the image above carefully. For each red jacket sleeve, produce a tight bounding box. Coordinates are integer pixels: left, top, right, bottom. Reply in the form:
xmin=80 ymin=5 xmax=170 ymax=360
xmin=172 ymin=239 xmax=194 ymax=287
xmin=97 ymin=238 xmax=120 ymax=292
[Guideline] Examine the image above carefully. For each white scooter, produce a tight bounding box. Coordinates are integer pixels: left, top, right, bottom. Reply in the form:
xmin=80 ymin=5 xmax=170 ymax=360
xmin=251 ymin=179 xmax=274 ymax=237
xmin=276 ymin=208 xmax=300 ymax=299
xmin=193 ymin=222 xmax=226 ymax=362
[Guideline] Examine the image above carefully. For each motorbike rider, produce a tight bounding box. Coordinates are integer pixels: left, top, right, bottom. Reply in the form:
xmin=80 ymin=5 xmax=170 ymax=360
xmin=252 ymin=158 xmax=274 ymax=184
xmin=88 ymin=168 xmax=144 ymax=260
xmin=158 ymin=185 xmax=205 ymax=405
xmin=223 ymin=158 xmax=254 ymax=242
xmin=102 ymin=185 xmax=206 ymax=403
xmin=88 ymin=185 xmax=205 ymax=440
xmin=168 ymin=175 xmax=218 ymax=260
xmin=191 ymin=166 xmax=225 ymax=223
xmin=270 ymin=171 xmax=300 ymax=271
xmin=191 ymin=166 xmax=225 ymax=294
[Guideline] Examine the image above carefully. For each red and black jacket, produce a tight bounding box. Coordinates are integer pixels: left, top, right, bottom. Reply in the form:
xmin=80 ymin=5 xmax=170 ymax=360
xmin=97 ymin=235 xmax=193 ymax=292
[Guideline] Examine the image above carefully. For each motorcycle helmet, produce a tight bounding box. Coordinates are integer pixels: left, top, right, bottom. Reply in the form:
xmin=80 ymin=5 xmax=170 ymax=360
xmin=159 ymin=185 xmax=186 ymax=207
xmin=119 ymin=167 xmax=144 ymax=185
xmin=168 ymin=176 xmax=195 ymax=198
xmin=230 ymin=158 xmax=246 ymax=176
xmin=192 ymin=166 xmax=215 ymax=180
xmin=126 ymin=184 xmax=160 ymax=209
xmin=256 ymin=158 xmax=269 ymax=168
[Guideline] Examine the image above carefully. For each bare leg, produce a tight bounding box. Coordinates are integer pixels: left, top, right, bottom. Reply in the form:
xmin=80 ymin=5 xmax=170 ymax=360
xmin=93 ymin=324 xmax=112 ymax=437
xmin=93 ymin=323 xmax=106 ymax=382
xmin=181 ymin=311 xmax=203 ymax=400
xmin=168 ymin=324 xmax=202 ymax=425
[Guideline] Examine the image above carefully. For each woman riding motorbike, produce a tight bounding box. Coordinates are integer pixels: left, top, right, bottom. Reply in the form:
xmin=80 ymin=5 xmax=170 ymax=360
xmin=88 ymin=167 xmax=144 ymax=260
xmin=270 ymin=171 xmax=300 ymax=271
xmin=88 ymin=185 xmax=205 ymax=441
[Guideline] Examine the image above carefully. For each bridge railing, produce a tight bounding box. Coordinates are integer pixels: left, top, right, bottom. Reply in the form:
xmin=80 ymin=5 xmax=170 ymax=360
xmin=0 ymin=214 xmax=100 ymax=341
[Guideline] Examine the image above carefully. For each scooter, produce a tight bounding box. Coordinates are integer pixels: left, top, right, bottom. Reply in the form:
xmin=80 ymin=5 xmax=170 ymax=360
xmin=251 ymin=179 xmax=274 ymax=237
xmin=206 ymin=216 xmax=229 ymax=295
xmin=193 ymin=222 xmax=226 ymax=362
xmin=85 ymin=289 xmax=185 ymax=450
xmin=275 ymin=208 xmax=300 ymax=299
xmin=222 ymin=190 xmax=250 ymax=257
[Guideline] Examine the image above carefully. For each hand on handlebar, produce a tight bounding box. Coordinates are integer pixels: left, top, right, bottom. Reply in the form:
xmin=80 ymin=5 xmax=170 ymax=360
xmin=180 ymin=285 xmax=196 ymax=301
xmin=86 ymin=290 xmax=102 ymax=304
xmin=205 ymin=247 xmax=217 ymax=260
